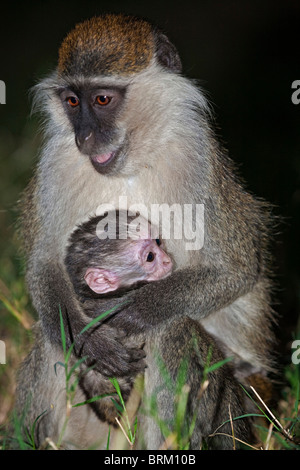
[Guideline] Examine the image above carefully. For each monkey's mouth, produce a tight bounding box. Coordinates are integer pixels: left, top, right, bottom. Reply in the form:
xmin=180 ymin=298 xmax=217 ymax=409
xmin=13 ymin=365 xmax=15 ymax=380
xmin=90 ymin=150 xmax=119 ymax=174
xmin=92 ymin=151 xmax=116 ymax=165
xmin=89 ymin=140 xmax=127 ymax=175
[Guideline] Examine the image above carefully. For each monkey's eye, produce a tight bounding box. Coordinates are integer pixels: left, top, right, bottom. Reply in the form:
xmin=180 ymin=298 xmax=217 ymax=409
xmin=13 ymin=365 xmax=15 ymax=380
xmin=146 ymin=252 xmax=155 ymax=262
xmin=96 ymin=95 xmax=111 ymax=106
xmin=155 ymin=238 xmax=161 ymax=246
xmin=96 ymin=95 xmax=112 ymax=106
xmin=67 ymin=96 xmax=80 ymax=107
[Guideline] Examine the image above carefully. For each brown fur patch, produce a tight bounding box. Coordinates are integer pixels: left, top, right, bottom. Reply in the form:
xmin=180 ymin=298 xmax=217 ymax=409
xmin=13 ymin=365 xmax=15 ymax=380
xmin=58 ymin=14 xmax=155 ymax=76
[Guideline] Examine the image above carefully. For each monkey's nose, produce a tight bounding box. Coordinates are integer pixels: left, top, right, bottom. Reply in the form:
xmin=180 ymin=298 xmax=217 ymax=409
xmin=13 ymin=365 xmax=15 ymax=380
xmin=163 ymin=256 xmax=173 ymax=272
xmin=76 ymin=131 xmax=92 ymax=146
xmin=75 ymin=130 xmax=95 ymax=153
xmin=84 ymin=132 xmax=93 ymax=141
xmin=162 ymin=253 xmax=172 ymax=265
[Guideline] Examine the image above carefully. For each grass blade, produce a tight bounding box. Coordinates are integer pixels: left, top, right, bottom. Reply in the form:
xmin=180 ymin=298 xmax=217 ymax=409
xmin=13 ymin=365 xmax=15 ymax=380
xmin=59 ymin=306 xmax=66 ymax=356
xmin=79 ymin=302 xmax=128 ymax=335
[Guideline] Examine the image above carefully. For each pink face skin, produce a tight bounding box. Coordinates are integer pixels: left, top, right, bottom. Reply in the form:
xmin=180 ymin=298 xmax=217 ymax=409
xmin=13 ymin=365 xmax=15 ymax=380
xmin=84 ymin=237 xmax=173 ymax=294
xmin=131 ymin=237 xmax=173 ymax=281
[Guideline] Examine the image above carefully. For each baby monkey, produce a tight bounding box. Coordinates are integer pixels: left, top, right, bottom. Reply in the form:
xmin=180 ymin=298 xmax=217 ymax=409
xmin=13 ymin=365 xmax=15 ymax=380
xmin=65 ymin=210 xmax=173 ymax=424
xmin=65 ymin=211 xmax=253 ymax=447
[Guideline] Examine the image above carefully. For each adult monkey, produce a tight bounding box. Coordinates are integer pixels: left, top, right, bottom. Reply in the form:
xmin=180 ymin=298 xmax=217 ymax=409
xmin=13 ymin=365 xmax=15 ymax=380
xmin=17 ymin=14 xmax=273 ymax=447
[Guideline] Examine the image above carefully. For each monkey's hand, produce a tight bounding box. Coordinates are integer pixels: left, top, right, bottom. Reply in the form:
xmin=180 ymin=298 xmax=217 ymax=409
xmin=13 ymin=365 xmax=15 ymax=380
xmin=78 ymin=324 xmax=146 ymax=378
xmin=80 ymin=359 xmax=142 ymax=424
xmin=28 ymin=260 xmax=146 ymax=377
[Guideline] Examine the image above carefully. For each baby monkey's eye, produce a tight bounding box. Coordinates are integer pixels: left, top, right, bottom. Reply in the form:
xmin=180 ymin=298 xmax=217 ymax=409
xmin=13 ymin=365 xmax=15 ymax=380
xmin=155 ymin=239 xmax=161 ymax=246
xmin=146 ymin=252 xmax=155 ymax=262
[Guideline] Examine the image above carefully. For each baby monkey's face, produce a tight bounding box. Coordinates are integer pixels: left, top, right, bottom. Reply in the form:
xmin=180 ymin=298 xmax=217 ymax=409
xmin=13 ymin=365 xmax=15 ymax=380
xmin=84 ymin=223 xmax=173 ymax=295
xmin=128 ymin=236 xmax=173 ymax=281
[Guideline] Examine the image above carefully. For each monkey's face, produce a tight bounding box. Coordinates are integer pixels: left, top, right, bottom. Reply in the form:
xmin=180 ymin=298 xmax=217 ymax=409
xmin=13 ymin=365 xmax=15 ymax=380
xmin=84 ymin=237 xmax=173 ymax=295
xmin=136 ymin=238 xmax=173 ymax=281
xmin=39 ymin=14 xmax=183 ymax=176
xmin=57 ymin=83 xmax=127 ymax=174
xmin=125 ymin=232 xmax=173 ymax=283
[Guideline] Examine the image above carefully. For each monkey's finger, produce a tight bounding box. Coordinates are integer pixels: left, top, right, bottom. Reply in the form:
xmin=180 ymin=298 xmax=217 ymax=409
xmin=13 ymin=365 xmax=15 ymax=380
xmin=116 ymin=329 xmax=127 ymax=339
xmin=130 ymin=358 xmax=148 ymax=373
xmin=128 ymin=348 xmax=146 ymax=362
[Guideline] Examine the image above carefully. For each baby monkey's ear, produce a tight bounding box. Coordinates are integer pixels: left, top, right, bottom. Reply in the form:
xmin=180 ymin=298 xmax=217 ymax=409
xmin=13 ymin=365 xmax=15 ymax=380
xmin=84 ymin=267 xmax=120 ymax=294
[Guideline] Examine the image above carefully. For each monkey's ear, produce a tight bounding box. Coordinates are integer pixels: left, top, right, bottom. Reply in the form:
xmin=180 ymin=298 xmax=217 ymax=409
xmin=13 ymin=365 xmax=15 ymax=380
xmin=84 ymin=268 xmax=120 ymax=294
xmin=154 ymin=32 xmax=182 ymax=73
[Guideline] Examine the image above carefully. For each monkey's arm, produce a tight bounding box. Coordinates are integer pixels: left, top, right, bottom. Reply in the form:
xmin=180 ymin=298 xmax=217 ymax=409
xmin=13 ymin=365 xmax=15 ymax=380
xmin=101 ymin=262 xmax=260 ymax=333
xmin=27 ymin=259 xmax=146 ymax=377
xmin=101 ymin=191 xmax=268 ymax=334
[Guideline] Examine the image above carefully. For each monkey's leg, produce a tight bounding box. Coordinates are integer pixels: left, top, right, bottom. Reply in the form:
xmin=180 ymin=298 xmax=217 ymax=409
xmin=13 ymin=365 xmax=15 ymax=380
xmin=14 ymin=322 xmax=115 ymax=449
xmin=138 ymin=317 xmax=253 ymax=450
